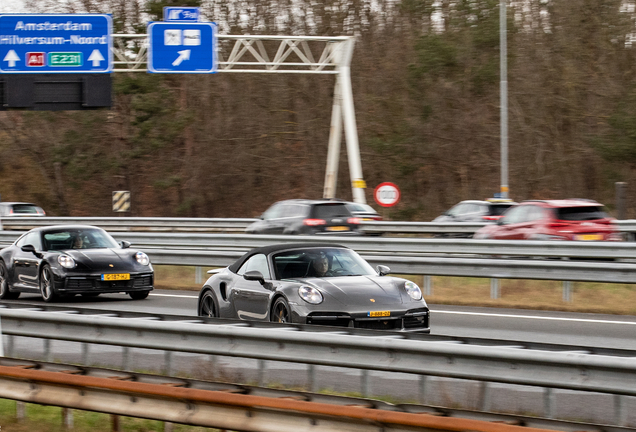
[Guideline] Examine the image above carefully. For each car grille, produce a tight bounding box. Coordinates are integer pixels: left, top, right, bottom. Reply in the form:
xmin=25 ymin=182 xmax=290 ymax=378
xmin=306 ymin=309 xmax=429 ymax=331
xmin=65 ymin=274 xmax=153 ymax=291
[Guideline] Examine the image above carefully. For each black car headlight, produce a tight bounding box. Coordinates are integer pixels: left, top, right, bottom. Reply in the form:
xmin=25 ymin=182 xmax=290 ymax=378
xmin=135 ymin=252 xmax=150 ymax=266
xmin=58 ymin=255 xmax=76 ymax=269
xmin=298 ymin=285 xmax=323 ymax=305
xmin=404 ymin=281 xmax=422 ymax=300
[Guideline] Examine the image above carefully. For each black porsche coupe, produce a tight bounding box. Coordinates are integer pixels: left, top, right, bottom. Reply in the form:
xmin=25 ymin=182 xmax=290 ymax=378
xmin=197 ymin=243 xmax=430 ymax=332
xmin=0 ymin=225 xmax=154 ymax=302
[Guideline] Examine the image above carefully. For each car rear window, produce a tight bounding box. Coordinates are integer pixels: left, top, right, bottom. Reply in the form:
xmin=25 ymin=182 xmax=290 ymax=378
xmin=311 ymin=204 xmax=351 ymax=219
xmin=11 ymin=204 xmax=41 ymax=214
xmin=555 ymin=206 xmax=607 ymax=221
xmin=489 ymin=204 xmax=515 ymax=216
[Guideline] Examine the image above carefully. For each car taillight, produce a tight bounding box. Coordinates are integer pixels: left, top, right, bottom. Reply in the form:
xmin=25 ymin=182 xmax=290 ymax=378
xmin=347 ymin=217 xmax=361 ymax=224
xmin=304 ymin=218 xmax=326 ymax=226
xmin=483 ymin=216 xmax=498 ymax=221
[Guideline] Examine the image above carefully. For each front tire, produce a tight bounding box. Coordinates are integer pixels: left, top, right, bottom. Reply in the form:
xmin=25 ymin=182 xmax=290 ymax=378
xmin=198 ymin=290 xmax=218 ymax=317
xmin=0 ymin=261 xmax=19 ymax=300
xmin=40 ymin=264 xmax=57 ymax=303
xmin=270 ymin=297 xmax=291 ymax=323
xmin=129 ymin=291 xmax=150 ymax=300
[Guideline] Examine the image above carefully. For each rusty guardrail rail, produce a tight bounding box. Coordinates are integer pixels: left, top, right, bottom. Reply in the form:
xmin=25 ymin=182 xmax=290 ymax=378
xmin=0 ymin=358 xmax=627 ymax=432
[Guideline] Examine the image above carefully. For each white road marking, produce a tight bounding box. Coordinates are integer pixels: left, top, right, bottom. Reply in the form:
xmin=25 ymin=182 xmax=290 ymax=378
xmin=148 ymin=293 xmax=636 ymax=326
xmin=434 ymin=310 xmax=636 ymax=326
xmin=150 ymin=293 xmax=198 ymax=299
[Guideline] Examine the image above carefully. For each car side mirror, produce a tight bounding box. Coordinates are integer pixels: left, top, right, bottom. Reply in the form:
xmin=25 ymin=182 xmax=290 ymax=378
xmin=21 ymin=244 xmax=42 ymax=258
xmin=120 ymin=241 xmax=131 ymax=249
xmin=376 ymin=265 xmax=390 ymax=276
xmin=21 ymin=244 xmax=36 ymax=253
xmin=244 ymin=270 xmax=265 ymax=284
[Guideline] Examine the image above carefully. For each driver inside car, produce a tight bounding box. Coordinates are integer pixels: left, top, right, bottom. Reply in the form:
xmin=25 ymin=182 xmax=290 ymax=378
xmin=309 ymin=252 xmax=330 ymax=277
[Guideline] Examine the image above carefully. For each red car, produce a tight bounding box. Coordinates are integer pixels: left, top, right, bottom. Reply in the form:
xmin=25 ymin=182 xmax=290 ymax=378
xmin=473 ymin=199 xmax=622 ymax=241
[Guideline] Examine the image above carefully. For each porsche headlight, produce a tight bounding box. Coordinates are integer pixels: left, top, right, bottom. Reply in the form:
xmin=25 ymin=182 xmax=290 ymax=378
xmin=58 ymin=255 xmax=75 ymax=269
xmin=404 ymin=281 xmax=422 ymax=300
xmin=298 ymin=285 xmax=323 ymax=305
xmin=135 ymin=252 xmax=150 ymax=266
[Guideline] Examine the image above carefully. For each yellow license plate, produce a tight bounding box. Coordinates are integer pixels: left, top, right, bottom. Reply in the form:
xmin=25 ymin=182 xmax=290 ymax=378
xmin=577 ymin=234 xmax=603 ymax=241
xmin=326 ymin=226 xmax=349 ymax=232
xmin=101 ymin=273 xmax=130 ymax=281
xmin=369 ymin=310 xmax=390 ymax=317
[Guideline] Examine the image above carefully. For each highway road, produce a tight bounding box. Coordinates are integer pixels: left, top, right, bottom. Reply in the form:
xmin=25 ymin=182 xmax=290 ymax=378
xmin=3 ymin=290 xmax=636 ymax=425
xmin=4 ymin=289 xmax=635 ymax=349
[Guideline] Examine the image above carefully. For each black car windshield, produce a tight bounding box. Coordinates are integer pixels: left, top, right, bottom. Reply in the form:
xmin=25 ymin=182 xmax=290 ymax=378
xmin=556 ymin=206 xmax=607 ymax=221
xmin=274 ymin=248 xmax=376 ymax=279
xmin=42 ymin=228 xmax=120 ymax=251
xmin=11 ymin=204 xmax=42 ymax=214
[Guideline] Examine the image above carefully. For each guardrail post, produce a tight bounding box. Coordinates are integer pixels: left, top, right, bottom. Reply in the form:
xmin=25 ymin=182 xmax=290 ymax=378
xmin=111 ymin=414 xmax=121 ymax=432
xmin=478 ymin=381 xmax=492 ymax=411
xmin=307 ymin=364 xmax=316 ymax=392
xmin=543 ymin=387 xmax=555 ymax=418
xmin=616 ymin=182 xmax=627 ymax=220
xmin=16 ymin=401 xmax=26 ymax=420
xmin=418 ymin=375 xmax=428 ymax=404
xmin=164 ymin=422 xmax=173 ymax=432
xmin=164 ymin=351 xmax=173 ymax=376
xmin=361 ymin=369 xmax=369 ymax=397
xmin=44 ymin=338 xmax=52 ymax=362
xmin=62 ymin=407 xmax=74 ymax=430
xmin=614 ymin=394 xmax=627 ymax=426
xmin=490 ymin=278 xmax=500 ymax=299
xmin=562 ymin=281 xmax=572 ymax=302
xmin=257 ymin=359 xmax=266 ymax=386
xmin=81 ymin=342 xmax=90 ymax=365
xmin=122 ymin=347 xmax=131 ymax=370
xmin=195 ymin=266 xmax=202 ymax=285
xmin=423 ymin=275 xmax=432 ymax=296
xmin=7 ymin=335 xmax=14 ymax=357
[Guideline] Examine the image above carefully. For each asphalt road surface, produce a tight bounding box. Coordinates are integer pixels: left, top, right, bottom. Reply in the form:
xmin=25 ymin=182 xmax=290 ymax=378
xmin=2 ymin=290 xmax=636 ymax=426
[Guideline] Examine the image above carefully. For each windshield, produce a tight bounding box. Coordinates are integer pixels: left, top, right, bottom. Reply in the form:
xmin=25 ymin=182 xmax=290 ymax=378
xmin=42 ymin=228 xmax=120 ymax=251
xmin=555 ymin=206 xmax=607 ymax=221
xmin=11 ymin=204 xmax=42 ymax=214
xmin=274 ymin=248 xmax=376 ymax=279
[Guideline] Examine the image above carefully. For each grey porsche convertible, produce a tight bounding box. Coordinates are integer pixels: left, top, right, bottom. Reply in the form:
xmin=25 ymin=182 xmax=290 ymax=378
xmin=197 ymin=243 xmax=430 ymax=332
xmin=0 ymin=225 xmax=154 ymax=302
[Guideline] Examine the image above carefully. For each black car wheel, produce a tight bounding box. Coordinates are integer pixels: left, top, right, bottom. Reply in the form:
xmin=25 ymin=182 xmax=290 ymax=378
xmin=40 ymin=264 xmax=57 ymax=303
xmin=271 ymin=297 xmax=291 ymax=323
xmin=0 ymin=261 xmax=19 ymax=300
xmin=198 ymin=290 xmax=218 ymax=317
xmin=129 ymin=291 xmax=150 ymax=300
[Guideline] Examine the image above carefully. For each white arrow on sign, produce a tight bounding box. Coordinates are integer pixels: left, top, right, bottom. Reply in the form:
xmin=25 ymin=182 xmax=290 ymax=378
xmin=172 ymin=49 xmax=190 ymax=66
xmin=88 ymin=49 xmax=105 ymax=67
xmin=3 ymin=50 xmax=20 ymax=67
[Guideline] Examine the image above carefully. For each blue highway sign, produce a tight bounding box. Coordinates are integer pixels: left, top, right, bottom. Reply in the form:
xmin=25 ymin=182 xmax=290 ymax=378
xmin=0 ymin=14 xmax=112 ymax=73
xmin=148 ymin=22 xmax=217 ymax=74
xmin=164 ymin=7 xmax=200 ymax=22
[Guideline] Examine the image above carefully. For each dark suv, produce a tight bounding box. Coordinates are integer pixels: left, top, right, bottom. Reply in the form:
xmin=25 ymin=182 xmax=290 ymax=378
xmin=473 ymin=199 xmax=622 ymax=241
xmin=246 ymin=199 xmax=361 ymax=235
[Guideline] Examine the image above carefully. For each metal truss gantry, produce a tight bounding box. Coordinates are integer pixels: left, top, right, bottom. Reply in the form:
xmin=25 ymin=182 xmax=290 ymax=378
xmin=112 ymin=34 xmax=366 ymax=203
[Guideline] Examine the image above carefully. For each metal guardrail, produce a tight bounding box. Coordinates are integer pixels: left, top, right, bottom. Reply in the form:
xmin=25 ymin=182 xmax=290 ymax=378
xmin=0 ymin=358 xmax=620 ymax=432
xmin=0 ymin=304 xmax=635 ymax=426
xmin=1 ymin=232 xmax=636 ymax=289
xmin=1 ymin=306 xmax=636 ymax=397
xmin=3 ymin=216 xmax=636 ymax=237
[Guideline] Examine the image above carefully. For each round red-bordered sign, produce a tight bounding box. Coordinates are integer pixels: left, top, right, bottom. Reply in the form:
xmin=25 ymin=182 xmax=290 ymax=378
xmin=374 ymin=182 xmax=401 ymax=207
